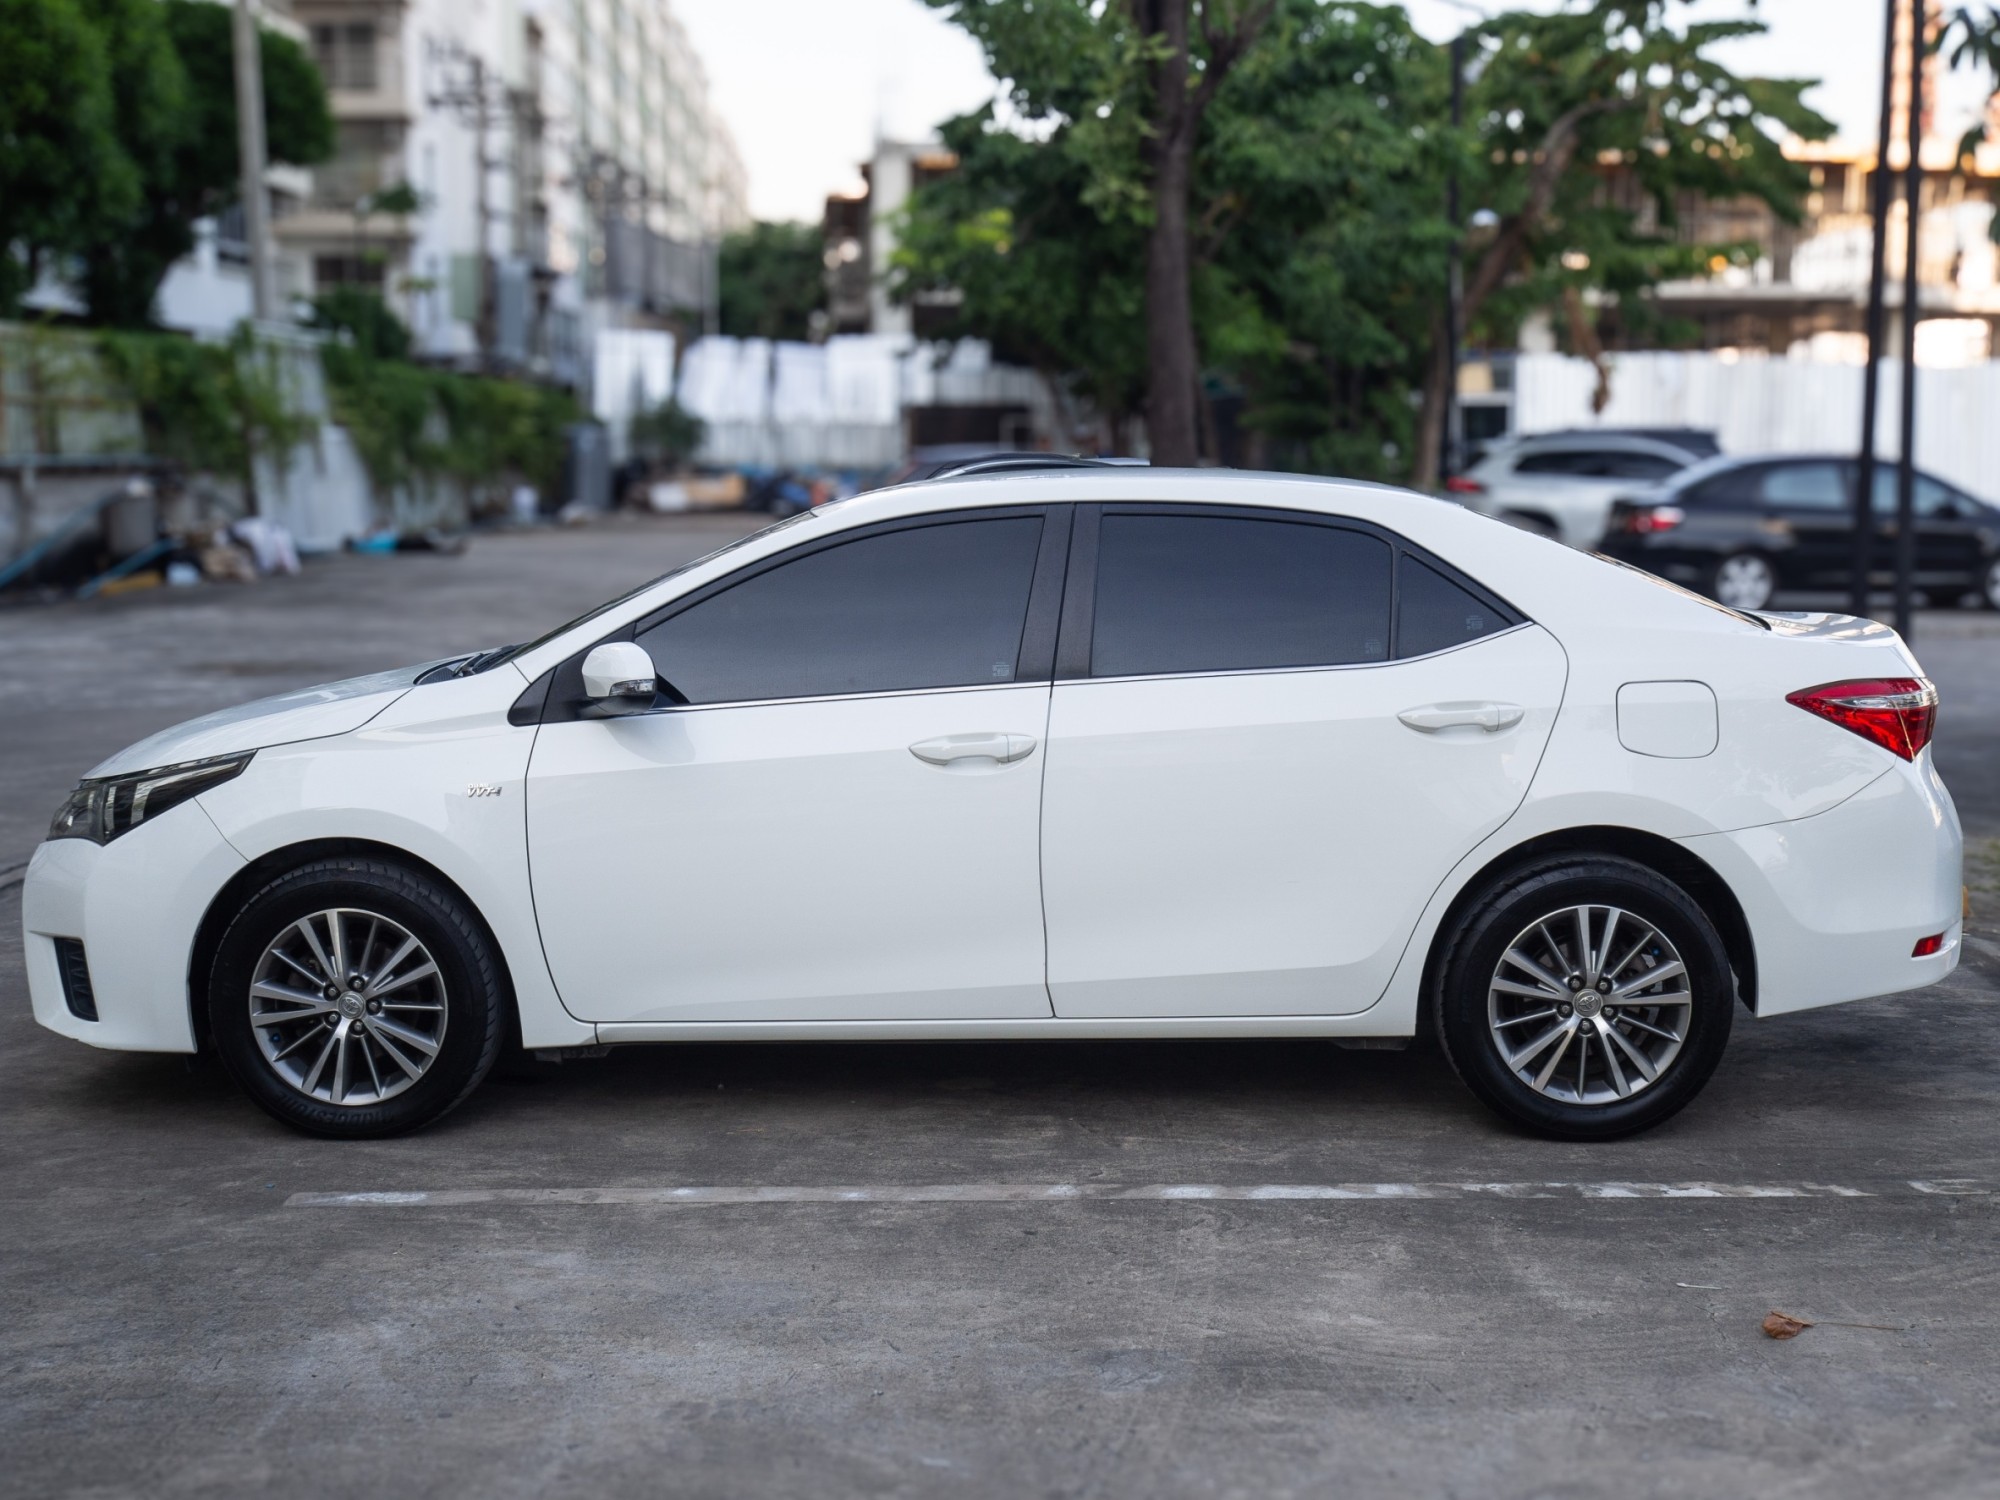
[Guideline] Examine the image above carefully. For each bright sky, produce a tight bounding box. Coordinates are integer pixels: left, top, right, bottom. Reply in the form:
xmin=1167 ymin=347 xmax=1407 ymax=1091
xmin=675 ymin=0 xmax=1991 ymax=224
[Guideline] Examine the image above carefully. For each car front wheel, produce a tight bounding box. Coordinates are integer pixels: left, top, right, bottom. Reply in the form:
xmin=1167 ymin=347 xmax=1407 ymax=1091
xmin=1433 ymin=856 xmax=1735 ymax=1140
xmin=1709 ymin=552 xmax=1775 ymax=611
xmin=1982 ymin=556 xmax=2000 ymax=611
xmin=208 ymin=857 xmax=507 ymax=1138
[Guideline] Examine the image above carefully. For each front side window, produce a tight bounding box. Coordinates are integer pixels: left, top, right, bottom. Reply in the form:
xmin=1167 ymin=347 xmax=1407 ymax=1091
xmin=1090 ymin=515 xmax=1392 ymax=677
xmin=637 ymin=517 xmax=1044 ymax=704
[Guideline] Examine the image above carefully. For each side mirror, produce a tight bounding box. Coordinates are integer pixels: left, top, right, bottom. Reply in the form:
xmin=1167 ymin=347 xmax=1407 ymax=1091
xmin=580 ymin=642 xmax=660 ymax=717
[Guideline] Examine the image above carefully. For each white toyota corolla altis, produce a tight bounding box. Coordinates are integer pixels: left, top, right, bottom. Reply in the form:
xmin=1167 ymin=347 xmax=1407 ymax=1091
xmin=23 ymin=467 xmax=1964 ymax=1140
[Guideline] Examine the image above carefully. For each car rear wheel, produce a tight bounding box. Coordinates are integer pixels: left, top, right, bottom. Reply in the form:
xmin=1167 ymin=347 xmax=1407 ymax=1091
xmin=208 ymin=857 xmax=507 ymax=1138
xmin=1709 ymin=552 xmax=1775 ymax=611
xmin=1981 ymin=557 xmax=2000 ymax=611
xmin=1433 ymin=856 xmax=1735 ymax=1140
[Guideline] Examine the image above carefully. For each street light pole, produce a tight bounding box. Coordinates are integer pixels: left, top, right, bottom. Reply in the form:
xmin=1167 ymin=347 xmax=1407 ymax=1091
xmin=232 ymin=0 xmax=276 ymax=322
xmin=1894 ymin=0 xmax=1925 ymax=640
xmin=1854 ymin=0 xmax=1899 ymax=618
xmin=1442 ymin=31 xmax=1466 ymax=487
xmin=1435 ymin=0 xmax=1489 ymax=487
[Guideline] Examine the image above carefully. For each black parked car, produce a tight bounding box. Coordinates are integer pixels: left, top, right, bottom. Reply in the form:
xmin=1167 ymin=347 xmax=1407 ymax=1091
xmin=1599 ymin=454 xmax=2000 ymax=612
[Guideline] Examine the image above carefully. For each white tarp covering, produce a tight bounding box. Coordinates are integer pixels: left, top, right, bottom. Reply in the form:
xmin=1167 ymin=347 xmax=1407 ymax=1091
xmin=1513 ymin=351 xmax=2000 ymax=500
xmin=591 ymin=328 xmax=677 ymax=426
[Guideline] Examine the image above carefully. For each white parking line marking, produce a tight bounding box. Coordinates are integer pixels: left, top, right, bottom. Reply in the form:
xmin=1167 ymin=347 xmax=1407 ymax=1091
xmin=278 ymin=1179 xmax=1968 ymax=1209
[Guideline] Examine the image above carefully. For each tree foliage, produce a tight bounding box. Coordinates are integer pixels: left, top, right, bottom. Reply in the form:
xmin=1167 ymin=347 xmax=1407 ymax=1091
xmin=0 ymin=0 xmax=131 ymax=313
xmin=904 ymin=0 xmax=1829 ymax=483
xmin=80 ymin=0 xmax=334 ymax=326
xmin=0 ymin=0 xmax=333 ymax=324
xmin=718 ymin=221 xmax=827 ymax=341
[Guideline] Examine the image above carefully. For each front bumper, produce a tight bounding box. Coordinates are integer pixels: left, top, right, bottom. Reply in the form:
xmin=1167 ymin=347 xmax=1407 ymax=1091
xmin=21 ymin=802 xmax=247 ymax=1052
xmin=1679 ymin=753 xmax=1964 ymax=1017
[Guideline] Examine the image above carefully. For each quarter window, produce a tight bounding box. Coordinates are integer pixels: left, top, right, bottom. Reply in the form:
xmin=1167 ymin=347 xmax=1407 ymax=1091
xmin=636 ymin=517 xmax=1044 ymax=703
xmin=1090 ymin=515 xmax=1392 ymax=677
xmin=1398 ymin=556 xmax=1511 ymax=657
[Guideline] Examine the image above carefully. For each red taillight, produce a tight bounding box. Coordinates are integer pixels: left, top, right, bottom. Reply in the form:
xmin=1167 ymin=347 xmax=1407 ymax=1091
xmin=1912 ymin=933 xmax=1946 ymax=958
xmin=1622 ymin=505 xmax=1685 ymax=534
xmin=1786 ymin=678 xmax=1938 ymax=761
xmin=1444 ymin=476 xmax=1486 ymax=495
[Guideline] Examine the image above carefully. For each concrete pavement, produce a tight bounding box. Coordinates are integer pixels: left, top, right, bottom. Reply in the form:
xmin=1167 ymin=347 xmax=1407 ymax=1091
xmin=3 ymin=517 xmax=1997 ymax=1499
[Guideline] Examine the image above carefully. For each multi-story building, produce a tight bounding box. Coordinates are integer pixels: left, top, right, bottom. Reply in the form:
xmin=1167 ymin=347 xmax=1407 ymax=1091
xmin=265 ymin=0 xmax=746 ymax=383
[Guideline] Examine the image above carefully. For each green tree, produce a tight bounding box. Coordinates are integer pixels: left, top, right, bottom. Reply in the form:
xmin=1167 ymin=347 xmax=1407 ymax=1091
xmin=78 ymin=0 xmax=334 ymax=326
xmin=890 ymin=116 xmax=1151 ymax=447
xmin=0 ymin=0 xmax=133 ymax=314
xmin=1409 ymin=2 xmax=1830 ymax=486
xmin=924 ymin=0 xmax=1277 ymax=465
xmin=718 ymin=221 xmax=827 ymax=341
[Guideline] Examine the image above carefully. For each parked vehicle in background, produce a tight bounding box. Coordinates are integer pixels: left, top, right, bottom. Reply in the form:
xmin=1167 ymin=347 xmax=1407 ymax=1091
xmin=1450 ymin=429 xmax=1717 ymax=549
xmin=1599 ymin=455 xmax=2000 ymax=612
xmin=23 ymin=467 xmax=1962 ymax=1144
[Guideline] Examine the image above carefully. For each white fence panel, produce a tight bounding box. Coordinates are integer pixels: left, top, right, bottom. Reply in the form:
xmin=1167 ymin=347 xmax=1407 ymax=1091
xmin=1515 ymin=352 xmax=2000 ymax=499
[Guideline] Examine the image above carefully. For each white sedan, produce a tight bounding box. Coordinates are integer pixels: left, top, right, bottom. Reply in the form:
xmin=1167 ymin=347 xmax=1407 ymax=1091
xmin=22 ymin=467 xmax=1963 ymax=1140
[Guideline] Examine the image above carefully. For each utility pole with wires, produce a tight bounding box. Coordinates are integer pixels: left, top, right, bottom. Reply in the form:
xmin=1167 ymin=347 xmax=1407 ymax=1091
xmin=1853 ymin=0 xmax=1899 ymax=620
xmin=427 ymin=40 xmax=522 ymax=370
xmin=1893 ymin=0 xmax=1926 ymax=641
xmin=232 ymin=0 xmax=277 ymax=322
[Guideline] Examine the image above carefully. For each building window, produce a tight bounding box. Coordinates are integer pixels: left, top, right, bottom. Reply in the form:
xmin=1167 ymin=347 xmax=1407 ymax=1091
xmin=314 ymin=255 xmax=385 ymax=290
xmin=311 ymin=22 xmax=378 ymax=91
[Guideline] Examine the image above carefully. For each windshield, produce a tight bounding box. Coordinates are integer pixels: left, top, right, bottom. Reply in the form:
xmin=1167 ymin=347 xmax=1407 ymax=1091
xmin=473 ymin=510 xmax=826 ymax=672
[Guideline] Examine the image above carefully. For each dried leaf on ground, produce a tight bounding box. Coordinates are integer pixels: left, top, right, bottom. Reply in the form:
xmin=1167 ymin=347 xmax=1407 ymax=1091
xmin=1762 ymin=1310 xmax=1814 ymax=1339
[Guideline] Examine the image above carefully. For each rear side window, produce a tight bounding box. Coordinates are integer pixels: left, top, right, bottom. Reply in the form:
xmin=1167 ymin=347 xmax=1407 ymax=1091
xmin=1602 ymin=452 xmax=1682 ymax=481
xmin=1091 ymin=515 xmax=1391 ymax=676
xmin=1398 ymin=556 xmax=1513 ymax=657
xmin=1514 ymin=451 xmax=1590 ymax=475
xmin=637 ymin=517 xmax=1043 ymax=703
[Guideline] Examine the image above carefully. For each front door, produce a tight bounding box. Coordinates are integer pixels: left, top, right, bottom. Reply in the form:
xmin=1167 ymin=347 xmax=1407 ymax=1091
xmin=527 ymin=510 xmax=1065 ymax=1024
xmin=1039 ymin=508 xmax=1567 ymax=1019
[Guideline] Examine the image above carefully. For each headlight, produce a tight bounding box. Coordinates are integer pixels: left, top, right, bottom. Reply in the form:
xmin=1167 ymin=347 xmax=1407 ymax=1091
xmin=48 ymin=752 xmax=255 ymax=845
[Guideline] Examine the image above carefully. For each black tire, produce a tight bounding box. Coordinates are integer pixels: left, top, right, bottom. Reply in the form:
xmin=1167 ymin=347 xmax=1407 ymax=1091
xmin=1432 ymin=856 xmax=1734 ymax=1140
xmin=208 ymin=857 xmax=507 ymax=1138
xmin=1981 ymin=557 xmax=2000 ymax=612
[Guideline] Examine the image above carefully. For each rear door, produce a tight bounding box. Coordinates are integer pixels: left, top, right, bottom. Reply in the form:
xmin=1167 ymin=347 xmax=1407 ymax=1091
xmin=1038 ymin=505 xmax=1568 ymax=1019
xmin=1756 ymin=460 xmax=1856 ymax=588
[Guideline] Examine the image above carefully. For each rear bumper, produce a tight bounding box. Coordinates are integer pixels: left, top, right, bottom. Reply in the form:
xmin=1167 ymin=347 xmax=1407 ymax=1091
xmin=1679 ymin=754 xmax=1963 ymax=1017
xmin=21 ymin=804 xmax=246 ymax=1052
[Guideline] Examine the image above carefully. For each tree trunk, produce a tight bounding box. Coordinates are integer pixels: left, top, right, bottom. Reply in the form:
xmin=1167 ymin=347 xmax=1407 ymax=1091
xmin=1142 ymin=0 xmax=1201 ymax=467
xmin=1412 ymin=323 xmax=1452 ymax=492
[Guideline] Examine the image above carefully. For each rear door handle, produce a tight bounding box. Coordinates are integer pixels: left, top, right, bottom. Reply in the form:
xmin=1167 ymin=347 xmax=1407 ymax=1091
xmin=1398 ymin=702 xmax=1524 ymax=734
xmin=909 ymin=732 xmax=1038 ymax=765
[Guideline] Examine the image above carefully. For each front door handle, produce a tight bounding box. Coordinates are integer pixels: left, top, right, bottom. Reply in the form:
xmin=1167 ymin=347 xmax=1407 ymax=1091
xmin=909 ymin=732 xmax=1038 ymax=765
xmin=1398 ymin=702 xmax=1524 ymax=734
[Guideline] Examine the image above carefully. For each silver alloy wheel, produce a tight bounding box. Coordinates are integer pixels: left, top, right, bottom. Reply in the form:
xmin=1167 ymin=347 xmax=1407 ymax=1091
xmin=1985 ymin=558 xmax=2000 ymax=610
xmin=1714 ymin=553 xmax=1775 ymax=611
xmin=248 ymin=907 xmax=447 ymax=1106
xmin=1486 ymin=904 xmax=1692 ymax=1106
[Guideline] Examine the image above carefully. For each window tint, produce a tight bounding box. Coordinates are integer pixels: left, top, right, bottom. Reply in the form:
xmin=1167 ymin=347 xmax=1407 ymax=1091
xmin=637 ymin=517 xmax=1043 ymax=703
xmin=1602 ymin=452 xmax=1682 ymax=481
xmin=1515 ymin=451 xmax=1590 ymax=475
xmin=1398 ymin=557 xmax=1512 ymax=657
xmin=1759 ymin=463 xmax=1848 ymax=511
xmin=1091 ymin=515 xmax=1391 ymax=677
xmin=1868 ymin=469 xmax=1959 ymax=518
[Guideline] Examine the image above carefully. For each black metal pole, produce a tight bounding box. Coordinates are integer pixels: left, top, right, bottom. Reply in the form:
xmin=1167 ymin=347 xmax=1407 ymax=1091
xmin=1854 ymin=0 xmax=1899 ymax=618
xmin=1894 ymin=0 xmax=1924 ymax=640
xmin=1441 ymin=30 xmax=1466 ymax=486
